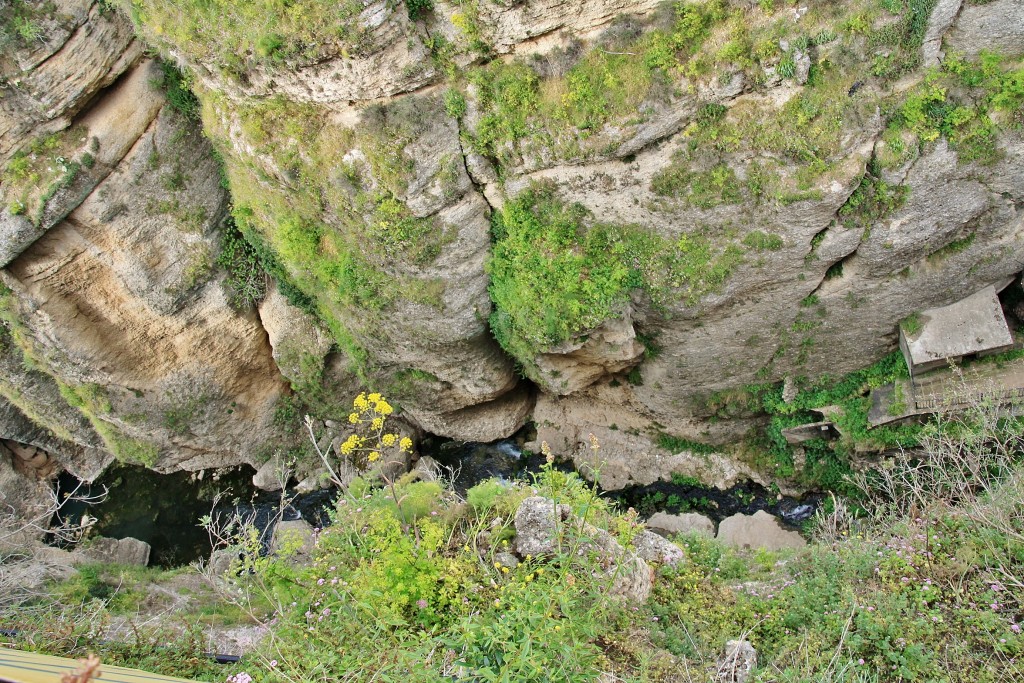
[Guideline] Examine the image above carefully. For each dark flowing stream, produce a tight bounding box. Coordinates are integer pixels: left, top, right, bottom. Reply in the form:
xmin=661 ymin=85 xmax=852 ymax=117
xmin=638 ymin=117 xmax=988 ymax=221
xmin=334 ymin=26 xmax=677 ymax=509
xmin=424 ymin=435 xmax=822 ymax=525
xmin=57 ymin=436 xmax=820 ymax=566
xmin=54 ymin=465 xmax=333 ymax=567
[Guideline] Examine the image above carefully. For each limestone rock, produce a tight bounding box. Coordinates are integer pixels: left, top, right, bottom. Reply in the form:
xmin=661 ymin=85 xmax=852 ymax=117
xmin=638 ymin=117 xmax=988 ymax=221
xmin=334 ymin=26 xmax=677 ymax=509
xmin=716 ymin=511 xmax=806 ymax=551
xmin=80 ymin=536 xmax=152 ymax=566
xmin=533 ymin=309 xmax=645 ymax=396
xmin=716 ymin=640 xmax=758 ymax=683
xmin=793 ymin=50 xmax=811 ymax=85
xmin=258 ymin=282 xmax=339 ymax=396
xmin=922 ymin=0 xmax=963 ymax=67
xmin=412 ymin=455 xmax=443 ymax=483
xmin=493 ymin=551 xmax=519 ymax=571
xmin=2 ymin=101 xmax=290 ymax=473
xmin=272 ymin=519 xmax=315 ymax=558
xmin=632 ymin=530 xmax=685 ymax=566
xmin=946 ymin=0 xmax=1024 ymax=57
xmin=514 ymin=496 xmax=573 ymax=557
xmin=3 ymin=0 xmax=1024 ymax=496
xmin=514 ymin=496 xmax=652 ymax=603
xmin=647 ymin=511 xmax=716 ymax=538
xmin=0 ymin=2 xmax=141 ymax=163
xmin=252 ymin=459 xmax=287 ymax=492
xmin=404 ymin=383 xmax=535 ymax=443
xmin=0 ymin=449 xmax=53 ymax=549
xmin=207 ymin=548 xmax=237 ymax=577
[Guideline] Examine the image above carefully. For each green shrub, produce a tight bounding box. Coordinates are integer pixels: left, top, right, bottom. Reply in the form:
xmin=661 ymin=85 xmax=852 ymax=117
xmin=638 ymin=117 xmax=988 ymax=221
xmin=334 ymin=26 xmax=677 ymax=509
xmin=442 ymin=88 xmax=466 ymax=119
xmin=156 ymin=61 xmax=199 ymax=120
xmin=466 ymin=479 xmax=506 ymax=512
xmin=405 ymin=0 xmax=433 ymax=20
xmin=216 ymin=217 xmax=267 ymax=309
xmin=742 ymin=231 xmax=784 ymax=251
xmin=487 ymin=183 xmax=744 ymax=377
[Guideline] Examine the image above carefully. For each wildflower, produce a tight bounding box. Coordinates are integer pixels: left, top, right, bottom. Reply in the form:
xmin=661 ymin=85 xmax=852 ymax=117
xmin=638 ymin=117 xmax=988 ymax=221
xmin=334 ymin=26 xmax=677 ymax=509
xmin=375 ymin=399 xmax=393 ymax=415
xmin=400 ymin=437 xmax=413 ymax=452
xmin=370 ymin=417 xmax=384 ymax=430
xmin=858 ymin=659 xmax=865 ymax=665
xmin=269 ymin=661 xmax=277 ymax=667
xmin=368 ymin=451 xmax=381 ymax=462
xmin=322 ymin=608 xmax=331 ymax=616
xmin=381 ymin=433 xmax=397 ymax=447
xmin=354 ymin=393 xmax=369 ymax=410
xmin=417 ymin=599 xmax=428 ymax=609
xmin=348 ymin=413 xmax=360 ymax=424
xmin=494 ymin=599 xmax=500 ymax=606
xmin=501 ymin=567 xmax=509 ymax=574
xmin=317 ymin=578 xmax=325 ymax=586
xmin=1012 ymin=624 xmax=1021 ymax=633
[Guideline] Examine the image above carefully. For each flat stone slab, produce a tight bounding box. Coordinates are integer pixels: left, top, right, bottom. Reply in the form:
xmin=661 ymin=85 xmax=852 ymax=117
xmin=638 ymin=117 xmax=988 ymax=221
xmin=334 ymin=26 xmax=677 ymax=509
xmin=646 ymin=511 xmax=715 ymax=537
xmin=716 ymin=510 xmax=806 ymax=551
xmin=80 ymin=536 xmax=151 ymax=566
xmin=900 ymin=285 xmax=1014 ymax=373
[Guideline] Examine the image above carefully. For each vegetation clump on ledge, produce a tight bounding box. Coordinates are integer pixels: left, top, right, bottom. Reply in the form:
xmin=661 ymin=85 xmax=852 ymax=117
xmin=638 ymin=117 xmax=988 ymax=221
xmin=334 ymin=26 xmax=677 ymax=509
xmin=487 ymin=184 xmax=744 ymax=379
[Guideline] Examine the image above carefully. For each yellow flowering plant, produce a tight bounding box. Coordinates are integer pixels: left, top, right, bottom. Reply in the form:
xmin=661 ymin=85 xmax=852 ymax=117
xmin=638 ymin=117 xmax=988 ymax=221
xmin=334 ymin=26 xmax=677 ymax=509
xmin=306 ymin=392 xmax=418 ymax=525
xmin=335 ymin=392 xmax=413 ymax=471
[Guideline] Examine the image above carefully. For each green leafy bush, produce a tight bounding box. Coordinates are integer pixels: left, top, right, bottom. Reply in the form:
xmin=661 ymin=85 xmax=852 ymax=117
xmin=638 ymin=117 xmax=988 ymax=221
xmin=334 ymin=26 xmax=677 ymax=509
xmin=487 ymin=184 xmax=744 ymax=377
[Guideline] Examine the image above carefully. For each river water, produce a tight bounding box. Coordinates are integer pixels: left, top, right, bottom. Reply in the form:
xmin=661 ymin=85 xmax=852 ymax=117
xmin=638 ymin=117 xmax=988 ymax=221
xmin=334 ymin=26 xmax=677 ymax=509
xmin=57 ymin=437 xmax=820 ymax=566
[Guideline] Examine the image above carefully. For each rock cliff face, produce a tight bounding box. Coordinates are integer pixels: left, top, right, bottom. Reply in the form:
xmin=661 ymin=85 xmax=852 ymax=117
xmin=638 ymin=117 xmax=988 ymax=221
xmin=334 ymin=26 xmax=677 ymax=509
xmin=0 ymin=3 xmax=289 ymax=477
xmin=0 ymin=0 xmax=1022 ymax=489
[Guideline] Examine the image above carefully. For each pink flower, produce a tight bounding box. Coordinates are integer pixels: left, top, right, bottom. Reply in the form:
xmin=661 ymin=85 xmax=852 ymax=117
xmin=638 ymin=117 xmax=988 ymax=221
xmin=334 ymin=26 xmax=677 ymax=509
xmin=269 ymin=661 xmax=277 ymax=667
xmin=416 ymin=599 xmax=428 ymax=609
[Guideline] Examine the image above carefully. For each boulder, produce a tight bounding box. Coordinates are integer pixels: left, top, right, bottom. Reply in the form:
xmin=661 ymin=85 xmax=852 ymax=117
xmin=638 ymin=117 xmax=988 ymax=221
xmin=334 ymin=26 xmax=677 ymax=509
xmin=632 ymin=530 xmax=685 ymax=566
xmin=513 ymin=496 xmax=573 ymax=558
xmin=0 ymin=451 xmax=54 ymax=550
xmin=716 ymin=511 xmax=806 ymax=551
xmin=647 ymin=511 xmax=716 ymax=538
xmin=272 ymin=519 xmax=315 ymax=558
xmin=252 ymin=459 xmax=286 ymax=492
xmin=716 ymin=639 xmax=758 ymax=683
xmin=513 ymin=496 xmax=652 ymax=603
xmin=412 ymin=455 xmax=443 ymax=482
xmin=80 ymin=536 xmax=151 ymax=566
xmin=206 ymin=548 xmax=238 ymax=577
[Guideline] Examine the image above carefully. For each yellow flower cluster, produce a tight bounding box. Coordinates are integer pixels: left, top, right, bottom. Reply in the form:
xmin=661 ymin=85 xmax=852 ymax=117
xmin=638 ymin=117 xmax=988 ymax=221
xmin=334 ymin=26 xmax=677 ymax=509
xmin=335 ymin=393 xmax=414 ymax=468
xmin=339 ymin=434 xmax=363 ymax=456
xmin=351 ymin=392 xmax=394 ymax=420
